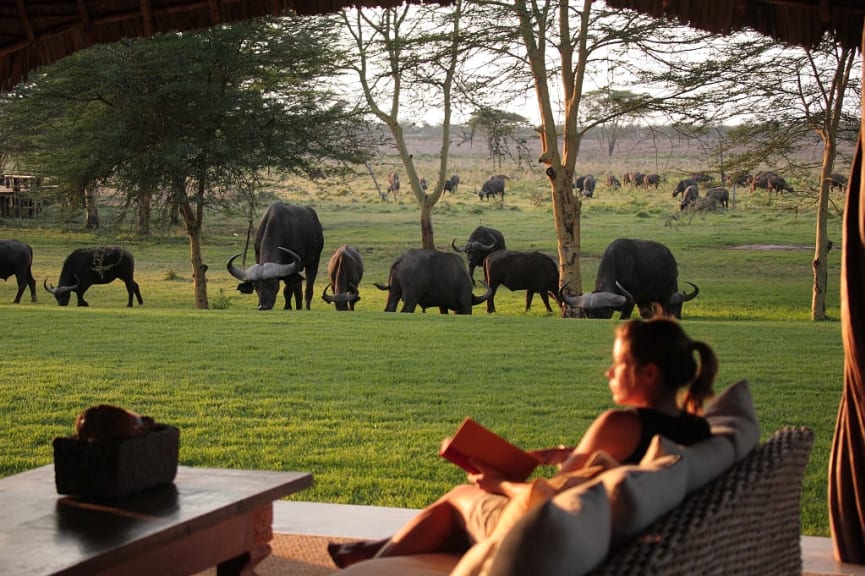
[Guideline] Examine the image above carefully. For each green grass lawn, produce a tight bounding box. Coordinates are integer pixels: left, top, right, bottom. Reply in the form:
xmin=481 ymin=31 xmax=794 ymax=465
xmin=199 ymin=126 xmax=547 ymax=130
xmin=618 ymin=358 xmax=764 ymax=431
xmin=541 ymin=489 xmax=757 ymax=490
xmin=0 ymin=174 xmax=846 ymax=536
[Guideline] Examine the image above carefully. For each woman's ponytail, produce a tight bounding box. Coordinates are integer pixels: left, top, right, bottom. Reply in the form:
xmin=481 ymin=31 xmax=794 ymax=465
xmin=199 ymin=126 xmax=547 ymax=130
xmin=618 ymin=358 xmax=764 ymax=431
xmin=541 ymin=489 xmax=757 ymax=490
xmin=682 ymin=341 xmax=717 ymax=415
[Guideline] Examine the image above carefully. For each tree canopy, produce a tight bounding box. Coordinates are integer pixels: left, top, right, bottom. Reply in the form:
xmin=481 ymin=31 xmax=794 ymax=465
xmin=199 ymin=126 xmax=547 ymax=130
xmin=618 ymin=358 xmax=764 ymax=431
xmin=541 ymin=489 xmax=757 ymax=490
xmin=0 ymin=15 xmax=374 ymax=307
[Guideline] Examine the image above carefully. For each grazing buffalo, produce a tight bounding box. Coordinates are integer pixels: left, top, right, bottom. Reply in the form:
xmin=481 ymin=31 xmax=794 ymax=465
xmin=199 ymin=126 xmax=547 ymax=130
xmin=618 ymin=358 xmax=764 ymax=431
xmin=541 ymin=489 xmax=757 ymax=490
xmin=725 ymin=172 xmax=751 ymax=187
xmin=705 ymin=187 xmax=730 ymax=210
xmin=386 ymin=172 xmax=400 ymax=201
xmin=44 ymin=246 xmax=143 ymax=307
xmin=606 ymin=175 xmax=621 ymax=190
xmin=0 ymin=239 xmax=36 ymax=303
xmin=321 ymin=244 xmax=363 ymax=311
xmin=574 ymin=175 xmax=596 ymax=198
xmin=374 ymin=249 xmax=488 ymax=314
xmin=644 ymin=174 xmax=661 ymax=189
xmin=452 ymin=226 xmax=506 ymax=283
xmin=561 ymin=238 xmax=698 ymax=319
xmin=482 ymin=250 xmax=563 ymax=313
xmin=751 ymin=171 xmax=794 ymax=194
xmin=444 ymin=174 xmax=461 ymax=194
xmin=228 ymin=201 xmax=324 ymax=311
xmin=479 ymin=177 xmax=506 ymax=201
xmin=681 ymin=185 xmax=699 ymax=210
xmin=828 ymin=173 xmax=848 ymax=193
xmin=624 ymin=171 xmax=644 ymax=187
xmin=673 ymin=178 xmax=698 ymax=196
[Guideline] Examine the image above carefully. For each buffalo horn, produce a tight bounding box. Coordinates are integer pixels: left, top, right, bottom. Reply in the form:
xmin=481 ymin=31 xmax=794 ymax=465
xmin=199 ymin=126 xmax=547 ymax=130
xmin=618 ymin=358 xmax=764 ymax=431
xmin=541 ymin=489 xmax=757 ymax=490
xmin=321 ymin=283 xmax=359 ymax=304
xmin=615 ymin=281 xmax=636 ymax=305
xmin=558 ymin=281 xmax=629 ymax=309
xmin=321 ymin=283 xmax=335 ymax=303
xmin=670 ymin=281 xmax=699 ymax=303
xmin=479 ymin=232 xmax=498 ymax=250
xmin=226 ymin=253 xmax=249 ymax=281
xmin=227 ymin=249 xmax=301 ymax=282
xmin=43 ymin=275 xmax=79 ymax=295
xmin=451 ymin=239 xmax=465 ymax=253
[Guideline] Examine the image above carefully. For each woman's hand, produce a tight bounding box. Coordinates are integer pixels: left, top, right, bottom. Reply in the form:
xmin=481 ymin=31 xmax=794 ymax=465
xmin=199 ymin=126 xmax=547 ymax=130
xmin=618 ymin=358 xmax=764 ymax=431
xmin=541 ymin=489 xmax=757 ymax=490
xmin=466 ymin=460 xmax=508 ymax=494
xmin=528 ymin=445 xmax=574 ymax=467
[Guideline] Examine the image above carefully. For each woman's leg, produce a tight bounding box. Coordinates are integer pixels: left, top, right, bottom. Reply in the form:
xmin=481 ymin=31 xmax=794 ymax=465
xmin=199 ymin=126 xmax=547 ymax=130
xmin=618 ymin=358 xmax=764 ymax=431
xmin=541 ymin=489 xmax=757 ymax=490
xmin=329 ymin=484 xmax=486 ymax=567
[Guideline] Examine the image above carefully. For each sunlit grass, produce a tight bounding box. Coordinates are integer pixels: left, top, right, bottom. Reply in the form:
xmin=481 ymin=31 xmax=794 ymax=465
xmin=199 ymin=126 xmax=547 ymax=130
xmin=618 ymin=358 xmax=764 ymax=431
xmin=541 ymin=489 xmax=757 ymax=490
xmin=0 ymin=159 xmax=846 ymax=537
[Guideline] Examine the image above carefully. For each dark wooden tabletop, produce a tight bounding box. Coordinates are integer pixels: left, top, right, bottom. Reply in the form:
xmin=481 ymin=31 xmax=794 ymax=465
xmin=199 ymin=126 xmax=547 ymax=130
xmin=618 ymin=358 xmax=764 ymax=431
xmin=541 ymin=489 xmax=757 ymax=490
xmin=0 ymin=465 xmax=313 ymax=575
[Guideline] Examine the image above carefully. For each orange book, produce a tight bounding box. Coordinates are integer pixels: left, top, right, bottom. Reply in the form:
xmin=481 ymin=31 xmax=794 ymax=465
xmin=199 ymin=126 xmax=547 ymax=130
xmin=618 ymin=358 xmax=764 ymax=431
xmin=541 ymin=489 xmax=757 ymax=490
xmin=439 ymin=418 xmax=542 ymax=481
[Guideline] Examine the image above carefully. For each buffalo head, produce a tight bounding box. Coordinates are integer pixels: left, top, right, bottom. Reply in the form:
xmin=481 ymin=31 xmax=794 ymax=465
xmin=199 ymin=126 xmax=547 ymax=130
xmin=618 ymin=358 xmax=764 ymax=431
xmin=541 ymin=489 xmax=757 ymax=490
xmin=321 ymin=282 xmax=361 ymax=306
xmin=667 ymin=282 xmax=699 ymax=319
xmin=44 ymin=275 xmax=80 ymax=306
xmin=558 ymin=281 xmax=632 ymax=319
xmin=226 ymin=247 xmax=301 ymax=310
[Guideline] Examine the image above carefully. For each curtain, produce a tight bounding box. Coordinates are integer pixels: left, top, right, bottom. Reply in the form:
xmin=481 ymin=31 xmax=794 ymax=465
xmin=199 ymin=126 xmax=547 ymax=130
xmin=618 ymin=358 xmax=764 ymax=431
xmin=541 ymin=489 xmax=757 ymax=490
xmin=828 ymin=120 xmax=865 ymax=561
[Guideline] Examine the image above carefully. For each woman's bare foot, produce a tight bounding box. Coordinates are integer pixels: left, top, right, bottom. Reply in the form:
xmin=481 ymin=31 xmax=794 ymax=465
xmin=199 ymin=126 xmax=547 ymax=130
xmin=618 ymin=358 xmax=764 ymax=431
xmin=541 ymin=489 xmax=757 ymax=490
xmin=327 ymin=538 xmax=389 ymax=568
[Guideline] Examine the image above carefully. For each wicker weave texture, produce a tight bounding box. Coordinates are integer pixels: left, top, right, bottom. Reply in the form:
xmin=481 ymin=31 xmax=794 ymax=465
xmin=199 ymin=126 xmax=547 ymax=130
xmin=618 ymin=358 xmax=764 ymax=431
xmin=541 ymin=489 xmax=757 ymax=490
xmin=589 ymin=427 xmax=815 ymax=576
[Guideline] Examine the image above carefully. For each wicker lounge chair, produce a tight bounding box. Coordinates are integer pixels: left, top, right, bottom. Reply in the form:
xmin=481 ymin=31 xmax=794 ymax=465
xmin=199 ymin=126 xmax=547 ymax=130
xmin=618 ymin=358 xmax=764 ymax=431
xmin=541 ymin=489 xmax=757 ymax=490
xmin=590 ymin=426 xmax=815 ymax=575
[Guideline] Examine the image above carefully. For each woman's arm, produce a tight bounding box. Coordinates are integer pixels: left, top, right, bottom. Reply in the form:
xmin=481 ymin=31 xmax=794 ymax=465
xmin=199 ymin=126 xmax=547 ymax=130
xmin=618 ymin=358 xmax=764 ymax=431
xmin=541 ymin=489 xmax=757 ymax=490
xmin=559 ymin=409 xmax=642 ymax=473
xmin=467 ymin=462 xmax=531 ymax=498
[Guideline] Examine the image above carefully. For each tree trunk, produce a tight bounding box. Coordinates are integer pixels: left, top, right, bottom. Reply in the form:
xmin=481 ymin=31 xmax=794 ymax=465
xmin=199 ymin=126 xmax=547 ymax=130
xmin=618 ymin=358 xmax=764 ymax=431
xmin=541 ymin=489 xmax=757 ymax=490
xmin=84 ymin=185 xmax=99 ymax=229
xmin=812 ymin=140 xmax=835 ymax=320
xmin=514 ymin=0 xmax=588 ymax=318
xmin=420 ymin=196 xmax=435 ymax=249
xmin=178 ymin=193 xmax=208 ymax=310
xmin=551 ymin=170 xmax=582 ymax=318
xmin=137 ymin=192 xmax=151 ymax=236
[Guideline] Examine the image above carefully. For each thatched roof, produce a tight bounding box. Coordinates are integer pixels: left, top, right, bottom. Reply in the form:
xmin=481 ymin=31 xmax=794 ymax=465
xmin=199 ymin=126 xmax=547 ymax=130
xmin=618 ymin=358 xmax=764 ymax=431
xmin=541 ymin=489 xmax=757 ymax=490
xmin=605 ymin=0 xmax=864 ymax=51
xmin=1 ymin=1 xmax=859 ymax=92
xmin=0 ymin=0 xmax=448 ymax=91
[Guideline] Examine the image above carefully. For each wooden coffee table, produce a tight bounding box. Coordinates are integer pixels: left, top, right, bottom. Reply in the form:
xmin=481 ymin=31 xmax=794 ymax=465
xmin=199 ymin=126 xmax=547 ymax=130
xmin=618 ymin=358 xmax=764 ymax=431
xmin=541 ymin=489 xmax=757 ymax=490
xmin=0 ymin=464 xmax=313 ymax=575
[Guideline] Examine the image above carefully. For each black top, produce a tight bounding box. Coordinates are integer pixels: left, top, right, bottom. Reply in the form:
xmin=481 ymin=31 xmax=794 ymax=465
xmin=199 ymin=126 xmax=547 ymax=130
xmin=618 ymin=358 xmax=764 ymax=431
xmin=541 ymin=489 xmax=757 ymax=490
xmin=624 ymin=408 xmax=712 ymax=464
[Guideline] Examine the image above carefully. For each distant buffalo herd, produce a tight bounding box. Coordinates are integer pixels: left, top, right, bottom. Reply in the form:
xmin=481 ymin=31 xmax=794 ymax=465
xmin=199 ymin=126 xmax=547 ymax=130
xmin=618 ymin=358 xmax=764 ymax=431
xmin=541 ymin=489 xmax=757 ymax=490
xmin=572 ymin=168 xmax=848 ymax=211
xmin=0 ymin=200 xmax=701 ymax=318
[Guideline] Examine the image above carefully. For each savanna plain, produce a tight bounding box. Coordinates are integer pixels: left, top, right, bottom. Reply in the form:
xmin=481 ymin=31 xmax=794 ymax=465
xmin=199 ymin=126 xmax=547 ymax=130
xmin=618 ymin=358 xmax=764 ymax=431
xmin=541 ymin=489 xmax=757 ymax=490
xmin=0 ymin=131 xmax=848 ymax=536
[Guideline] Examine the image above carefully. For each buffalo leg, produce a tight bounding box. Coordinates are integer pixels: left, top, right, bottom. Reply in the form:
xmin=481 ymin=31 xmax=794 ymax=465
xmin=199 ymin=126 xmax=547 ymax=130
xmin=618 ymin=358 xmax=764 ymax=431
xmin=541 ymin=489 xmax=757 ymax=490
xmin=13 ymin=278 xmax=25 ymax=303
xmin=538 ymin=292 xmax=553 ymax=312
xmin=486 ymin=285 xmax=499 ymax=314
xmin=438 ymin=306 xmax=448 ymax=314
xmin=27 ymin=275 xmax=36 ymax=302
xmin=126 ymin=280 xmax=143 ymax=307
xmin=76 ymin=291 xmax=89 ymax=307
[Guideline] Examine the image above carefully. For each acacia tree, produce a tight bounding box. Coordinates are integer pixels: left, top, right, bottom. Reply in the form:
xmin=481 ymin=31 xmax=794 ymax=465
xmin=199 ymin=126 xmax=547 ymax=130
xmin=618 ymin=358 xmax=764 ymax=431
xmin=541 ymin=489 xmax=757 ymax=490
xmin=754 ymin=37 xmax=860 ymax=320
xmin=0 ymin=16 xmax=372 ymax=308
xmin=340 ymin=2 xmax=466 ymax=248
xmin=582 ymin=90 xmax=650 ymax=157
xmin=465 ymin=107 xmax=532 ymax=170
xmin=470 ymin=0 xmax=713 ymax=315
xmin=662 ymin=32 xmax=860 ymax=320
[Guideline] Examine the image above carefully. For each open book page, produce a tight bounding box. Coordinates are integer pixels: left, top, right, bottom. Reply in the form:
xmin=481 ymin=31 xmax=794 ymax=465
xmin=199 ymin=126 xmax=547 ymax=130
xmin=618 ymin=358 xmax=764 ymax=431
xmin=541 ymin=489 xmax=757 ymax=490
xmin=439 ymin=417 xmax=542 ymax=481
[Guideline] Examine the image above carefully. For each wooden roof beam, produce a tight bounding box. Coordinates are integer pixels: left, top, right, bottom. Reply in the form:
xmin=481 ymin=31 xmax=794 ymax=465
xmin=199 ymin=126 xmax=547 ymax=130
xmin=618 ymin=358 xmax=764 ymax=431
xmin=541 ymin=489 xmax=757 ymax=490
xmin=15 ymin=0 xmax=33 ymax=44
xmin=140 ymin=0 xmax=154 ymax=37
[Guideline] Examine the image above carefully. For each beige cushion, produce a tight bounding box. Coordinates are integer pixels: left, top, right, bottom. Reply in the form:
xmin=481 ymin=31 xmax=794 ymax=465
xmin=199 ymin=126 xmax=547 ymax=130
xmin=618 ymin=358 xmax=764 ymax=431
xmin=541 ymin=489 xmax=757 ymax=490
xmin=336 ymin=553 xmax=461 ymax=575
xmin=704 ymin=380 xmax=760 ymax=460
xmin=597 ymin=454 xmax=687 ymax=546
xmin=451 ymin=478 xmax=558 ymax=576
xmin=485 ymin=481 xmax=611 ymax=576
xmin=641 ymin=434 xmax=736 ymax=494
xmin=451 ymin=452 xmax=619 ymax=576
